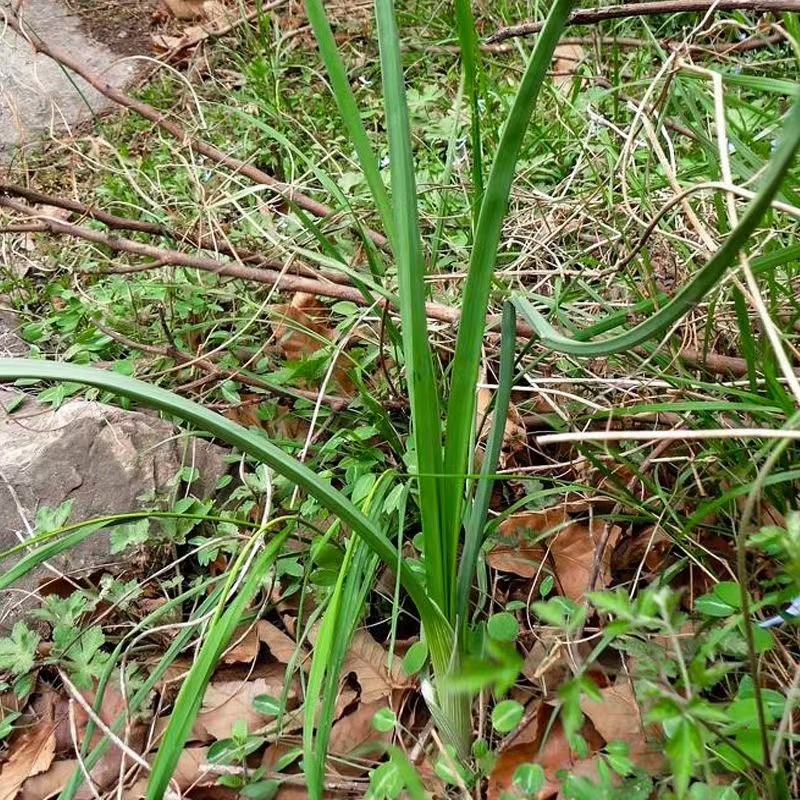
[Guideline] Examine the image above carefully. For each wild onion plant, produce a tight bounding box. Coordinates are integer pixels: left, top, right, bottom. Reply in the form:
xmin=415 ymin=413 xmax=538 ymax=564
xmin=2 ymin=0 xmax=800 ymax=796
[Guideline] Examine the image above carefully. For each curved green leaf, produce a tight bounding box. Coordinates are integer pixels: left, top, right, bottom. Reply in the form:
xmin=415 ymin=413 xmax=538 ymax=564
xmin=0 ymin=360 xmax=453 ymax=655
xmin=442 ymin=0 xmax=577 ymax=576
xmin=513 ymin=94 xmax=800 ymax=357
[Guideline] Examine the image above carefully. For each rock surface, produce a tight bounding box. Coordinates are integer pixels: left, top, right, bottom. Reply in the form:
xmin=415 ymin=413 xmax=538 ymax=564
xmin=0 ymin=302 xmax=26 ymax=357
xmin=0 ymin=388 xmax=228 ymax=626
xmin=0 ymin=0 xmax=138 ymax=159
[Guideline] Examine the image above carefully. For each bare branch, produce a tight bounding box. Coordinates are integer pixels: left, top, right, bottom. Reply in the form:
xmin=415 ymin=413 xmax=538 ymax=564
xmin=489 ymin=0 xmax=800 ymax=42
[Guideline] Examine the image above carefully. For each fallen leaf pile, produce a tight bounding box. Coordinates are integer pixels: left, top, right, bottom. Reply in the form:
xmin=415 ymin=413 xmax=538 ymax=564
xmin=1 ymin=617 xmax=412 ymax=799
xmin=153 ymin=0 xmax=241 ymax=56
xmin=487 ymin=508 xmax=620 ymax=601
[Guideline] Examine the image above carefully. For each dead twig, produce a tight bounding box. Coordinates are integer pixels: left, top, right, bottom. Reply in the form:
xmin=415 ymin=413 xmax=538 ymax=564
xmin=0 ymin=182 xmax=351 ymax=285
xmin=562 ymin=32 xmax=785 ymax=53
xmin=0 ymin=196 xmax=365 ymax=299
xmin=2 ymin=198 xmax=769 ymax=380
xmin=418 ymin=32 xmax=783 ymax=56
xmin=93 ymin=320 xmax=355 ymax=411
xmin=489 ymin=0 xmax=800 ymax=42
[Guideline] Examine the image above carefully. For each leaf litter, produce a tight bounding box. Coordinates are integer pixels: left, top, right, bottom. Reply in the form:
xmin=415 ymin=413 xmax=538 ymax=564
xmin=3 ymin=454 xmax=679 ymax=800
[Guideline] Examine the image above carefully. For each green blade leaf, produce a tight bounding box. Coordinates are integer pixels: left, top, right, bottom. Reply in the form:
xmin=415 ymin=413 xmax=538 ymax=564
xmin=375 ymin=1 xmax=447 ymax=615
xmin=0 ymin=360 xmax=453 ymax=660
xmin=456 ymin=302 xmax=516 ymax=623
xmin=303 ymin=0 xmax=395 ymax=246
xmin=442 ymin=0 xmax=577 ymax=580
xmin=513 ymin=93 xmax=800 ymax=357
xmin=146 ymin=530 xmax=289 ymax=798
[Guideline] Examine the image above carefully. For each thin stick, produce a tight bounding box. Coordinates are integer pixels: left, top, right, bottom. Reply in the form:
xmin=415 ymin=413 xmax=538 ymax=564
xmin=3 ymin=7 xmax=388 ymax=249
xmin=93 ymin=320 xmax=354 ymax=410
xmin=490 ymin=0 xmax=800 ymax=42
xmin=2 ymin=201 xmax=775 ymax=379
xmin=60 ymin=670 xmax=151 ymax=772
xmin=536 ymin=427 xmax=800 ymax=444
xmin=0 ymin=182 xmax=350 ymax=285
xmin=419 ymin=32 xmax=785 ymax=55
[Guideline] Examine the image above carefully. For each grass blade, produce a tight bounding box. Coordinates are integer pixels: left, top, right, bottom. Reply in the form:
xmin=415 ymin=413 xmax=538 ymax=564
xmin=513 ymin=94 xmax=800 ymax=356
xmin=0 ymin=360 xmax=454 ymax=658
xmin=304 ymin=476 xmax=389 ymax=800
xmin=0 ymin=521 xmax=107 ymax=590
xmin=60 ymin=580 xmax=224 ymax=800
xmin=304 ymin=538 xmax=378 ymax=800
xmin=442 ymin=0 xmax=577 ymax=578
xmin=304 ymin=0 xmax=395 ymax=246
xmin=374 ymin=1 xmax=447 ymax=614
xmin=454 ymin=0 xmax=484 ymax=226
xmin=375 ymin=0 xmax=472 ymax=755
xmin=456 ymin=302 xmax=516 ymax=624
xmin=146 ymin=529 xmax=289 ymax=798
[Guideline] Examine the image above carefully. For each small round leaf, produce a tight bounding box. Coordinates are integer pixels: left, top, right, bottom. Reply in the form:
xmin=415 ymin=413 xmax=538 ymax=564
xmin=402 ymin=641 xmax=428 ymax=675
xmin=694 ymin=594 xmax=735 ymax=617
xmin=370 ymin=761 xmax=404 ymax=798
xmin=512 ymin=763 xmax=545 ymax=795
xmin=253 ymin=694 xmax=282 ymax=716
xmin=487 ymin=612 xmax=519 ymax=642
xmin=491 ymin=699 xmax=524 ymax=733
xmin=372 ymin=706 xmax=397 ymax=732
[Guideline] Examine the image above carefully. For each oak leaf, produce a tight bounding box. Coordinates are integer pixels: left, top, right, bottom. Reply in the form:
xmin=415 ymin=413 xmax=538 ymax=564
xmin=193 ymin=670 xmax=295 ymax=741
xmin=328 ymin=700 xmax=393 ymax=776
xmin=0 ymin=723 xmax=56 ymax=800
xmin=579 ymin=679 xmax=666 ymax=773
xmin=341 ymin=630 xmax=408 ymax=704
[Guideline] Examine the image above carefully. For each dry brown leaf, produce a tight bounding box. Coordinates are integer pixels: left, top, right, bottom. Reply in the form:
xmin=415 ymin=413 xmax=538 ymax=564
xmin=610 ymin=524 xmax=671 ymax=580
xmin=549 ymin=520 xmax=620 ymax=602
xmin=193 ymin=670 xmax=294 ymax=741
xmin=271 ymin=782 xmax=347 ymax=800
xmin=341 ymin=630 xmax=408 ymax=704
xmin=328 ymin=700 xmax=392 ymax=776
xmin=486 ymin=508 xmax=567 ymax=578
xmin=222 ymin=624 xmax=262 ymax=664
xmin=475 ymin=380 xmax=527 ymax=467
xmin=55 ymin=684 xmax=147 ymax=793
xmin=551 ymin=44 xmax=585 ymax=93
xmin=170 ymin=745 xmax=218 ymax=788
xmin=0 ymin=723 xmax=56 ymax=800
xmin=19 ymin=759 xmax=76 ymax=800
xmin=489 ymin=508 xmax=619 ymax=599
xmin=161 ymin=0 xmax=205 ymax=19
xmin=257 ymin=620 xmax=302 ymax=665
xmin=270 ymin=293 xmax=354 ymax=393
xmin=487 ymin=508 xmax=567 ymax=578
xmin=580 ymin=679 xmax=666 ymax=774
xmin=222 ymin=620 xmax=303 ymax=666
xmin=521 ymin=633 xmax=573 ymax=693
xmin=124 ymin=746 xmax=217 ymax=799
xmin=271 ymin=293 xmax=333 ymax=362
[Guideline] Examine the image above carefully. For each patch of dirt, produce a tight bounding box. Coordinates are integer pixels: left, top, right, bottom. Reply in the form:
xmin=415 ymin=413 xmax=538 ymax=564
xmin=64 ymin=0 xmax=160 ymax=56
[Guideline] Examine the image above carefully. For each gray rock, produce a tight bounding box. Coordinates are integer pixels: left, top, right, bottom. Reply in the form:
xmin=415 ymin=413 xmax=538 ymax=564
xmin=0 ymin=0 xmax=138 ymax=160
xmin=0 ymin=388 xmax=228 ymax=626
xmin=0 ymin=304 xmax=26 ymax=357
